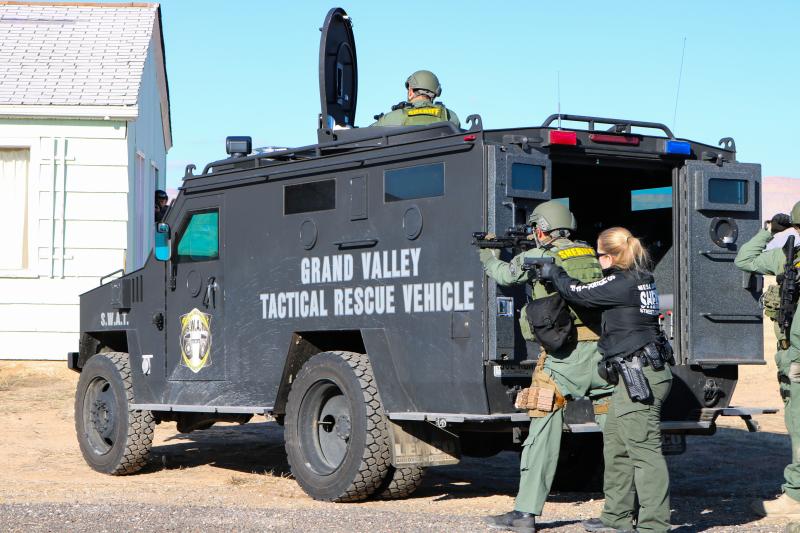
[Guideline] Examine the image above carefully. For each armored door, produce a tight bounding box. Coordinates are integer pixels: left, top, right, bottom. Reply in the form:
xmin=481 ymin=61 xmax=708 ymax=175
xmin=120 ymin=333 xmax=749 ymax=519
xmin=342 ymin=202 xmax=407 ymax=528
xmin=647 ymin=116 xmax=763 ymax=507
xmin=679 ymin=160 xmax=763 ymax=364
xmin=165 ymin=194 xmax=227 ymax=381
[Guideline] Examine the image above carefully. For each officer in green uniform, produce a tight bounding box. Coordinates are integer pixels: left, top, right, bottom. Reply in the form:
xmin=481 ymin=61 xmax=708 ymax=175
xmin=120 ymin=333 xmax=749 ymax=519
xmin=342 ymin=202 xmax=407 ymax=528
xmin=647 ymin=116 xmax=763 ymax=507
xmin=370 ymin=70 xmax=460 ymax=128
xmin=479 ymin=201 xmax=615 ymax=533
xmin=736 ymin=201 xmax=800 ymax=519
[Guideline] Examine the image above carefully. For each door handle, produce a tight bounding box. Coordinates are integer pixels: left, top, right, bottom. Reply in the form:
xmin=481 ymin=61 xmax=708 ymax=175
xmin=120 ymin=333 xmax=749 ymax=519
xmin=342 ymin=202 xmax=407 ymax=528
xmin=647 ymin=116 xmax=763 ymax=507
xmin=203 ymin=276 xmax=218 ymax=308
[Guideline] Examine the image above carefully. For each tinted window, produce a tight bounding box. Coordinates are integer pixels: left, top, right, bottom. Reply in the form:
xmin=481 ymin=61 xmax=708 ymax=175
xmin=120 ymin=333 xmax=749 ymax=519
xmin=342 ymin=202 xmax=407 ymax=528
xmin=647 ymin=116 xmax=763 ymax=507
xmin=631 ymin=186 xmax=673 ymax=211
xmin=177 ymin=211 xmax=219 ymax=262
xmin=708 ymin=178 xmax=748 ymax=204
xmin=285 ymin=179 xmax=336 ymax=215
xmin=385 ymin=163 xmax=444 ymax=202
xmin=511 ymin=163 xmax=544 ymax=192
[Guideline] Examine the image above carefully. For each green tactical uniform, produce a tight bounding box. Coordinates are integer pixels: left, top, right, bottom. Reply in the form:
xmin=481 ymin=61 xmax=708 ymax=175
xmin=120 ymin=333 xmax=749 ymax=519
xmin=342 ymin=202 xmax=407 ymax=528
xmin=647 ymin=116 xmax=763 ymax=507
xmin=371 ymin=99 xmax=460 ymax=128
xmin=481 ymin=238 xmax=614 ymax=516
xmin=735 ymin=228 xmax=800 ymax=502
xmin=602 ymin=364 xmax=672 ymax=532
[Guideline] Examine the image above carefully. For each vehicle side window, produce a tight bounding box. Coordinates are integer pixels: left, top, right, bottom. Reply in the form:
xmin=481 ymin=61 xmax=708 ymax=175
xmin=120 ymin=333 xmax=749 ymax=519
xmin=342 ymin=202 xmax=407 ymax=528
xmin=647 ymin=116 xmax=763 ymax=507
xmin=708 ymin=178 xmax=747 ymax=205
xmin=285 ymin=179 xmax=336 ymax=214
xmin=384 ymin=162 xmax=444 ymax=202
xmin=176 ymin=210 xmax=219 ymax=262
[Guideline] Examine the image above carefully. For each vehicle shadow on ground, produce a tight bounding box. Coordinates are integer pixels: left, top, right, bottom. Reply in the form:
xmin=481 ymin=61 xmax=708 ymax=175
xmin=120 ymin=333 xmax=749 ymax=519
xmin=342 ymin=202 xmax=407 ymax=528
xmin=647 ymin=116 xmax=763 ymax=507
xmin=143 ymin=420 xmax=789 ymax=530
xmin=146 ymin=421 xmax=292 ymax=476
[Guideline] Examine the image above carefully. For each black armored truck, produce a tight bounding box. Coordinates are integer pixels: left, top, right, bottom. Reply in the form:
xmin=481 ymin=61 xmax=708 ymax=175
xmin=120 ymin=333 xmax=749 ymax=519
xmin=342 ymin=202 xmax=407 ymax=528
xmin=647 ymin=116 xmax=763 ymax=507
xmin=70 ymin=7 xmax=774 ymax=502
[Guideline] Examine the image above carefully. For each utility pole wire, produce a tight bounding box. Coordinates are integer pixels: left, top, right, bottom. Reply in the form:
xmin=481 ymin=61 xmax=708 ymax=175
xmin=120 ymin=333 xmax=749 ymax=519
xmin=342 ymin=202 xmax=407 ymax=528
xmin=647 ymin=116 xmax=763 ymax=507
xmin=672 ymin=37 xmax=687 ymax=133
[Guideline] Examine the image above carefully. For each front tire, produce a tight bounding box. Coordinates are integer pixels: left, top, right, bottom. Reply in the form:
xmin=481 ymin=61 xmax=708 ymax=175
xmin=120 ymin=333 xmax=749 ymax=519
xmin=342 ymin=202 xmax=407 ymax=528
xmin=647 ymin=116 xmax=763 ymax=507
xmin=74 ymin=352 xmax=154 ymax=475
xmin=284 ymin=351 xmax=391 ymax=502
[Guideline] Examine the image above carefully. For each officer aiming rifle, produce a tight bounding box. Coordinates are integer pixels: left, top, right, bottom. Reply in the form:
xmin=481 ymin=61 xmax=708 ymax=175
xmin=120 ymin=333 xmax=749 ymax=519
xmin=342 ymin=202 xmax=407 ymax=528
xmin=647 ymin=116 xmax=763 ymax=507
xmin=472 ymin=225 xmax=538 ymax=253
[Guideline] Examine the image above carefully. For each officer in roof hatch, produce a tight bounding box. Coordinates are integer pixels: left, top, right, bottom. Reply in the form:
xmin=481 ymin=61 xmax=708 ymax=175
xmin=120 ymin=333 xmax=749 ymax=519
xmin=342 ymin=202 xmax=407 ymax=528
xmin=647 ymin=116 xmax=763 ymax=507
xmin=370 ymin=70 xmax=460 ymax=128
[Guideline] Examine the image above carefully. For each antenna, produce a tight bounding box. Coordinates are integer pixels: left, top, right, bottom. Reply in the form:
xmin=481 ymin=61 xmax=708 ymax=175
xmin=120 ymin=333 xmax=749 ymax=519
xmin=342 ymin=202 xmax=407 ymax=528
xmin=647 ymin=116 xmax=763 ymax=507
xmin=672 ymin=37 xmax=687 ymax=133
xmin=557 ymin=71 xmax=562 ymax=129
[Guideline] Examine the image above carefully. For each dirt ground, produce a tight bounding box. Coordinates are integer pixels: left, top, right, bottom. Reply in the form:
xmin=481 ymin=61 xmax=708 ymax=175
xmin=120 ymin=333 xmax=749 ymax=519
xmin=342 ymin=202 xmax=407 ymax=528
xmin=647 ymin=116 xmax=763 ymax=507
xmin=0 ymin=332 xmax=792 ymax=532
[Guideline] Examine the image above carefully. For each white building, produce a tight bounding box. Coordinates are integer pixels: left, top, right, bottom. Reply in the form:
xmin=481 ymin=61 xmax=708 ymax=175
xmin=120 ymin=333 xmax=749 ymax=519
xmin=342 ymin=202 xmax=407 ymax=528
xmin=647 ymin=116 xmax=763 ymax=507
xmin=0 ymin=2 xmax=171 ymax=359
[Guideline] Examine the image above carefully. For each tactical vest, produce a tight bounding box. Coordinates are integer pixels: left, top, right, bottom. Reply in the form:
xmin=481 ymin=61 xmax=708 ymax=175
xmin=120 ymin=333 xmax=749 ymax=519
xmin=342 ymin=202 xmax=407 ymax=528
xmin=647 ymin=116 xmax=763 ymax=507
xmin=519 ymin=239 xmax=602 ymax=344
xmin=536 ymin=239 xmax=603 ymax=328
xmin=399 ymin=103 xmax=451 ymax=126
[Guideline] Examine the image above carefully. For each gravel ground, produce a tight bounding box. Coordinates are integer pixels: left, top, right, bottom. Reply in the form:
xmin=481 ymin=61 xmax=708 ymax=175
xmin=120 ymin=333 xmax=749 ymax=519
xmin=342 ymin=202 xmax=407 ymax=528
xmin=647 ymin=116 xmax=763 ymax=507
xmin=0 ymin=501 xmax=793 ymax=532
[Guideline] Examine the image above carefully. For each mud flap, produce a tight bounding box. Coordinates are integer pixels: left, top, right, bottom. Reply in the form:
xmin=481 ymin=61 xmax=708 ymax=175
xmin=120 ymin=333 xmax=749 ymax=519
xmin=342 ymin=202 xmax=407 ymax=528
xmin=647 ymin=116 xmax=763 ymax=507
xmin=387 ymin=420 xmax=460 ymax=468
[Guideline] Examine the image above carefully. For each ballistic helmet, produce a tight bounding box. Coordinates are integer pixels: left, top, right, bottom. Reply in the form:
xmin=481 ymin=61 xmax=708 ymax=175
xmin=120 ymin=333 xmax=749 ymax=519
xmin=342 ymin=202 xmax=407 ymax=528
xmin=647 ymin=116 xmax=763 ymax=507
xmin=528 ymin=200 xmax=577 ymax=232
xmin=792 ymin=201 xmax=800 ymax=225
xmin=405 ymin=70 xmax=442 ymax=98
xmin=155 ymin=189 xmax=168 ymax=201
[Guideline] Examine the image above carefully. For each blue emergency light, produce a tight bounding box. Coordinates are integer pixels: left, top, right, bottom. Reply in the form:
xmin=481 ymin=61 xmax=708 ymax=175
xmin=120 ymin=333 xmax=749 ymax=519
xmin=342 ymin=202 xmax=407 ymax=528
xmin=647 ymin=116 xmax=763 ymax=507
xmin=665 ymin=140 xmax=691 ymax=155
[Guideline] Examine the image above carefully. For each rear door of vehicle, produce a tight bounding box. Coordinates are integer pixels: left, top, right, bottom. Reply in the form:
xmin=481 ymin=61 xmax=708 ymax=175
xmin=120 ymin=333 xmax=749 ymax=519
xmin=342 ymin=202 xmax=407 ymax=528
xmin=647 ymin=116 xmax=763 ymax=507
xmin=487 ymin=145 xmax=551 ymax=363
xmin=679 ymin=160 xmax=763 ymax=364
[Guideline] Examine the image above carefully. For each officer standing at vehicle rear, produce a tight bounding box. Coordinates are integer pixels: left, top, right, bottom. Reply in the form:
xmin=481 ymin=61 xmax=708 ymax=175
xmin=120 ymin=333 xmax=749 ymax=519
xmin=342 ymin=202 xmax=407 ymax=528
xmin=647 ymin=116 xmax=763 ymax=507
xmin=736 ymin=201 xmax=800 ymax=519
xmin=478 ymin=201 xmax=615 ymax=533
xmin=539 ymin=226 xmax=673 ymax=533
xmin=370 ymin=70 xmax=460 ymax=128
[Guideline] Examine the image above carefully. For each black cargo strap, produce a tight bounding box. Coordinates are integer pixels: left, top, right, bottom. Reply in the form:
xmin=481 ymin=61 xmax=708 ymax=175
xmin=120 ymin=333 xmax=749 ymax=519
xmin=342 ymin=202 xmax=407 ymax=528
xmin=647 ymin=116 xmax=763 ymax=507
xmin=779 ymin=373 xmax=791 ymax=385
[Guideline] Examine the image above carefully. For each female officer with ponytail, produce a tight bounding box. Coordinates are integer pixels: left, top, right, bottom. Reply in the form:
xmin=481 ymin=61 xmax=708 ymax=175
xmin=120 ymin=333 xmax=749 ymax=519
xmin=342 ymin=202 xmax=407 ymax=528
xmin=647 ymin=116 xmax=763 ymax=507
xmin=539 ymin=227 xmax=673 ymax=533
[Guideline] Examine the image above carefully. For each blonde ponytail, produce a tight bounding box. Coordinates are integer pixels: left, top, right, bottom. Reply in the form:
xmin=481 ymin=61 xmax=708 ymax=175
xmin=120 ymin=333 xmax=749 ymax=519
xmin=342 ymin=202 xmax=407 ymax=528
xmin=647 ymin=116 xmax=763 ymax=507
xmin=598 ymin=227 xmax=650 ymax=272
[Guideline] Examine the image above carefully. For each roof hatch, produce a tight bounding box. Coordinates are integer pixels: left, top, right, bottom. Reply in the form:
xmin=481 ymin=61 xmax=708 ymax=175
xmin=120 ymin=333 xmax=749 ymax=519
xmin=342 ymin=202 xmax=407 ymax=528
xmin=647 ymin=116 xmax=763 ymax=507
xmin=318 ymin=7 xmax=358 ymax=141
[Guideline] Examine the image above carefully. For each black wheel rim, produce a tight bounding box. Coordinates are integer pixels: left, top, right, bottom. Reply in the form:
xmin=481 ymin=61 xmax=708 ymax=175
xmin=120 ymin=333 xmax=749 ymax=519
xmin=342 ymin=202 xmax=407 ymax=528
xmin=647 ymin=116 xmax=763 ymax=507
xmin=82 ymin=376 xmax=119 ymax=455
xmin=297 ymin=379 xmax=352 ymax=476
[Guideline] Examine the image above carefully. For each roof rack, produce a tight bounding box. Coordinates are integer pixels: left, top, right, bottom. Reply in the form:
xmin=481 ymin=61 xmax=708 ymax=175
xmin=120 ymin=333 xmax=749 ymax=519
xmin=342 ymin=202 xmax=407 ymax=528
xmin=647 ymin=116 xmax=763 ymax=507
xmin=541 ymin=113 xmax=675 ymax=139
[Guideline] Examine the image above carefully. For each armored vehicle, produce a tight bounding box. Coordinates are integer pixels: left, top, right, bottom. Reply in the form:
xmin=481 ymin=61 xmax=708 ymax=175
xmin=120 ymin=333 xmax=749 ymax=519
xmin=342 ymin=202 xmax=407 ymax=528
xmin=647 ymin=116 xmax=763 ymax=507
xmin=70 ymin=7 xmax=774 ymax=501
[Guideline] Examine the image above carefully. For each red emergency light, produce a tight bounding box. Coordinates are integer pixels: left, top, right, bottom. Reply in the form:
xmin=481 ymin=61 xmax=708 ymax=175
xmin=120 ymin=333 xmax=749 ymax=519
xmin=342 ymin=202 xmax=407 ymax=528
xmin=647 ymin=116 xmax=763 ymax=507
xmin=589 ymin=133 xmax=640 ymax=146
xmin=548 ymin=130 xmax=577 ymax=146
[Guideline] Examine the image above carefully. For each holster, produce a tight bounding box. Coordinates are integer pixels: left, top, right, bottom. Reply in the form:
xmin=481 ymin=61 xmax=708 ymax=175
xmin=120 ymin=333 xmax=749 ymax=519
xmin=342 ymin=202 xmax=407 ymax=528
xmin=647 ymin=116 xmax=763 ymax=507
xmin=612 ymin=355 xmax=652 ymax=402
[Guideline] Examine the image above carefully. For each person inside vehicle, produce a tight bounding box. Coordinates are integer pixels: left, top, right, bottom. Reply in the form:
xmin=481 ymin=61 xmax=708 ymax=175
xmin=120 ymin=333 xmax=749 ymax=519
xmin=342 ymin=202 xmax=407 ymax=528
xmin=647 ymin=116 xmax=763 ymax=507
xmin=537 ymin=226 xmax=673 ymax=533
xmin=155 ymin=189 xmax=169 ymax=223
xmin=370 ymin=70 xmax=460 ymax=128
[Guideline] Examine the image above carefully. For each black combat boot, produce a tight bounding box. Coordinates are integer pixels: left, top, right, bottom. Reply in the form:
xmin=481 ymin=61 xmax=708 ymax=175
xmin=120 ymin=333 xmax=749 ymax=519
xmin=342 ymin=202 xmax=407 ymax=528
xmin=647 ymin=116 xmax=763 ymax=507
xmin=581 ymin=518 xmax=618 ymax=532
xmin=484 ymin=510 xmax=536 ymax=532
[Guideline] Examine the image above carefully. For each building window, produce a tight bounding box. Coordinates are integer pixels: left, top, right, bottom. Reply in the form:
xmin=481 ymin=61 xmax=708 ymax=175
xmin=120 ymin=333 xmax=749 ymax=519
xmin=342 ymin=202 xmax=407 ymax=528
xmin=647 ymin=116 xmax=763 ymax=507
xmin=177 ymin=210 xmax=219 ymax=262
xmin=284 ymin=179 xmax=336 ymax=215
xmin=133 ymin=152 xmax=150 ymax=268
xmin=0 ymin=148 xmax=30 ymax=270
xmin=384 ymin=162 xmax=444 ymax=202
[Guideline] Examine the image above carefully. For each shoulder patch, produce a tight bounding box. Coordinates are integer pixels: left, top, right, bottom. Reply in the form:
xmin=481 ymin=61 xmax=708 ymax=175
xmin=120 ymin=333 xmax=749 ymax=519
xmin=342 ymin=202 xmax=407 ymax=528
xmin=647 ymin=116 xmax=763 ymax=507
xmin=557 ymin=247 xmax=596 ymax=260
xmin=407 ymin=107 xmax=442 ymax=117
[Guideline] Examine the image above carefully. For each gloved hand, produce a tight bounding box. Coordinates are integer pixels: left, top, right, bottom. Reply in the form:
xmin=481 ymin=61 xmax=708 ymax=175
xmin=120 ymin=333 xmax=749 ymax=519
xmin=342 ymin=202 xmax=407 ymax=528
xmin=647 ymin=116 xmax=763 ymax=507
xmin=479 ymin=248 xmax=499 ymax=262
xmin=771 ymin=213 xmax=792 ymax=234
xmin=538 ymin=261 xmax=563 ymax=282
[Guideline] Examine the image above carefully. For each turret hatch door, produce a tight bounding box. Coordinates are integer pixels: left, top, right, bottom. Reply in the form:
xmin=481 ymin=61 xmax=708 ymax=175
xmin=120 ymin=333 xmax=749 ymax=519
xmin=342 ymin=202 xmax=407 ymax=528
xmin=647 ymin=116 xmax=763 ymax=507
xmin=318 ymin=7 xmax=357 ymax=134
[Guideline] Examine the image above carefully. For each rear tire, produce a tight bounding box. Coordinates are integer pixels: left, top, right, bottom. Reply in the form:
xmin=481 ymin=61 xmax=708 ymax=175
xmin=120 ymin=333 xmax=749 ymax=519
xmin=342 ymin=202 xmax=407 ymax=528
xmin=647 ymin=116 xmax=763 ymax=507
xmin=377 ymin=465 xmax=426 ymax=499
xmin=284 ymin=351 xmax=391 ymax=502
xmin=74 ymin=352 xmax=154 ymax=475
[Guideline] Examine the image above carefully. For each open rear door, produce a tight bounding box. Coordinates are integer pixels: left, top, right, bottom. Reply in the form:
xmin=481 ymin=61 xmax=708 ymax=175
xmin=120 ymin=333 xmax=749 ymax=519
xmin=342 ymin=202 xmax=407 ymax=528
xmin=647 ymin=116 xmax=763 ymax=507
xmin=318 ymin=7 xmax=357 ymax=141
xmin=680 ymin=160 xmax=763 ymax=364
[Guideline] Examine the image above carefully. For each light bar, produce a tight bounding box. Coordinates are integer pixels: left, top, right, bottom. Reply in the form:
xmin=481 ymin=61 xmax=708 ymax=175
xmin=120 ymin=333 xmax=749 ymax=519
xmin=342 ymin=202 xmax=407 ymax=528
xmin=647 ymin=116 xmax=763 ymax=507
xmin=665 ymin=140 xmax=691 ymax=155
xmin=589 ymin=133 xmax=640 ymax=146
xmin=549 ymin=130 xmax=577 ymax=146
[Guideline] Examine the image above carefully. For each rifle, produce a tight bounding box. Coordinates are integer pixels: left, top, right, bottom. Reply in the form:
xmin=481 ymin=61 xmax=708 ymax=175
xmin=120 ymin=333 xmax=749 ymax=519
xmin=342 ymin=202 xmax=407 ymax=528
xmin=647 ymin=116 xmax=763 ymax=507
xmin=778 ymin=235 xmax=799 ymax=347
xmin=472 ymin=226 xmax=538 ymax=252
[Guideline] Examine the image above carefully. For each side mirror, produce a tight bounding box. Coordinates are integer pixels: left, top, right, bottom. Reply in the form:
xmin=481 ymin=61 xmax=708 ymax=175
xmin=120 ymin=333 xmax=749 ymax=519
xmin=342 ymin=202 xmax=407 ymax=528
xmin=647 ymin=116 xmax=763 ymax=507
xmin=154 ymin=222 xmax=171 ymax=261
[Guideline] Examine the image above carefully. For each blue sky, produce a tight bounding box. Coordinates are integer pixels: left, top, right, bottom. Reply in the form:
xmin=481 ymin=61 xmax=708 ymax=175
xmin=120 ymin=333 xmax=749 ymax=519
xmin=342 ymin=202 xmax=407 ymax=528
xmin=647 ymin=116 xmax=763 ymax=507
xmin=157 ymin=1 xmax=800 ymax=188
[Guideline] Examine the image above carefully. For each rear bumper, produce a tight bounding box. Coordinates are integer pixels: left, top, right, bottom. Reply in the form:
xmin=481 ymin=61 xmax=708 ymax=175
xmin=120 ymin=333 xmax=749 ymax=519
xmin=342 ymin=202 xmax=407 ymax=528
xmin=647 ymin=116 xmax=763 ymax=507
xmin=386 ymin=405 xmax=779 ymax=433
